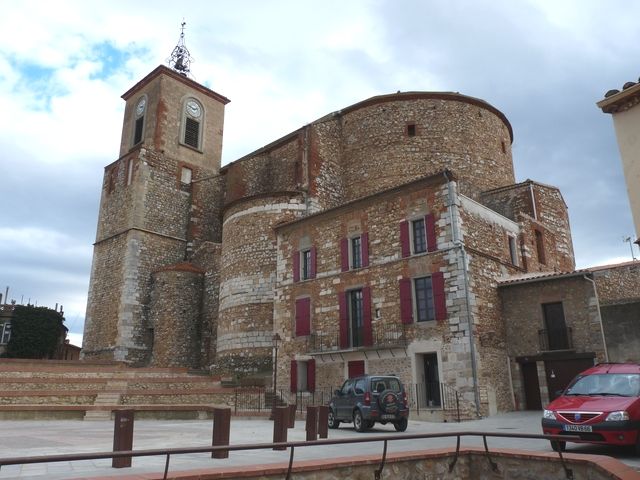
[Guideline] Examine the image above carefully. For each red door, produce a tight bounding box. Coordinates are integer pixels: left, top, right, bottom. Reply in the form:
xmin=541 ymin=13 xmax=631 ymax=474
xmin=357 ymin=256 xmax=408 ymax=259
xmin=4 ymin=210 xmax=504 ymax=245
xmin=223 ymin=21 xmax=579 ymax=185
xmin=348 ymin=360 xmax=365 ymax=378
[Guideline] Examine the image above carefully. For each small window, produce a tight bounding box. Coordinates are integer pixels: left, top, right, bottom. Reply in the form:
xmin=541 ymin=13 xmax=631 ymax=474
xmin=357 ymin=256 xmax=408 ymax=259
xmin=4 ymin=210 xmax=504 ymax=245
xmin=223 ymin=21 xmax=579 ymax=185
xmin=184 ymin=118 xmax=200 ymax=148
xmin=407 ymin=123 xmax=416 ymax=137
xmin=180 ymin=167 xmax=192 ymax=185
xmin=412 ymin=218 xmax=426 ymax=254
xmin=414 ymin=277 xmax=435 ymax=322
xmin=535 ymin=230 xmax=546 ymax=265
xmin=301 ymin=249 xmax=312 ymax=280
xmin=133 ymin=95 xmax=146 ymax=146
xmin=0 ymin=323 xmax=11 ymax=344
xmin=351 ymin=236 xmax=362 ymax=269
xmin=508 ymin=235 xmax=518 ymax=266
xmin=501 ymin=140 xmax=507 ymax=154
xmin=133 ymin=117 xmax=144 ymax=145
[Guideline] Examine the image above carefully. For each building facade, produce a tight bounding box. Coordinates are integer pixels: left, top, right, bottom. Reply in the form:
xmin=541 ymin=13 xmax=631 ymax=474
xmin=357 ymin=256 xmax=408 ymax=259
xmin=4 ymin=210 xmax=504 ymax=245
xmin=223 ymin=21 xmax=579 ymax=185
xmin=84 ymin=65 xmax=637 ymax=417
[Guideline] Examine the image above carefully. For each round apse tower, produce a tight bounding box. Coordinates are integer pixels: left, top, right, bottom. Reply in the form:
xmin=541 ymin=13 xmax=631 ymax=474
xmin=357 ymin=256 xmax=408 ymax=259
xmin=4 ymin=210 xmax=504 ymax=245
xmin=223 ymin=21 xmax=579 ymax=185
xmin=337 ymin=92 xmax=515 ymax=201
xmin=215 ymin=155 xmax=304 ymax=378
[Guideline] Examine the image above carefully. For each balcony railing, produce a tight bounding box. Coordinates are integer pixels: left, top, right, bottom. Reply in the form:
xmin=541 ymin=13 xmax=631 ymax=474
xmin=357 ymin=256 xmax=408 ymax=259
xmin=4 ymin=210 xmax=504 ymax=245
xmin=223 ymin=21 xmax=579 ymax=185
xmin=308 ymin=323 xmax=407 ymax=353
xmin=538 ymin=327 xmax=573 ymax=351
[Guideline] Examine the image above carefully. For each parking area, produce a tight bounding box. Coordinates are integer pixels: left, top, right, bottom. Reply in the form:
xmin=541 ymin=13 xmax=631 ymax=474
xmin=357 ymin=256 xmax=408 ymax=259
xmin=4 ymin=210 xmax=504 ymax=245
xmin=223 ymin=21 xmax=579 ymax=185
xmin=0 ymin=411 xmax=638 ymax=479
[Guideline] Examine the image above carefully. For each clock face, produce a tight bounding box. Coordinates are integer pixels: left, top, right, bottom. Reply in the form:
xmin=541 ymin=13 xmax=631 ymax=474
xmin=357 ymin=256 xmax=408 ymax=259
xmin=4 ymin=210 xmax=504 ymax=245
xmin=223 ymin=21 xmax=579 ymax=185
xmin=186 ymin=100 xmax=201 ymax=119
xmin=136 ymin=97 xmax=146 ymax=116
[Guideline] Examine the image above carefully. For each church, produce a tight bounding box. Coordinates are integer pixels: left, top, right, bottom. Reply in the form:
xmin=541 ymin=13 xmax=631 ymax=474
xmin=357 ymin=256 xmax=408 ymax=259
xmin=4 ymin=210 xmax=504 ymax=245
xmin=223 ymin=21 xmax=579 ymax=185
xmin=82 ymin=43 xmax=640 ymax=418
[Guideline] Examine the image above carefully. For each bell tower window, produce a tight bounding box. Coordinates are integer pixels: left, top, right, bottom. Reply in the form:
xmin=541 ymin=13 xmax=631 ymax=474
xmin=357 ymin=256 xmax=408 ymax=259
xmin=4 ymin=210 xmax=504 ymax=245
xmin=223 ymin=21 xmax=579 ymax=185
xmin=182 ymin=98 xmax=203 ymax=150
xmin=133 ymin=96 xmax=146 ymax=146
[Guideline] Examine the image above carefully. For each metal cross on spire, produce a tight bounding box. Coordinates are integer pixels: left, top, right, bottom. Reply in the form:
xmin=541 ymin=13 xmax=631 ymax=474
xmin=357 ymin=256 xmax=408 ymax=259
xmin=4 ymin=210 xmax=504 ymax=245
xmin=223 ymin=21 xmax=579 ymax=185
xmin=168 ymin=21 xmax=193 ymax=77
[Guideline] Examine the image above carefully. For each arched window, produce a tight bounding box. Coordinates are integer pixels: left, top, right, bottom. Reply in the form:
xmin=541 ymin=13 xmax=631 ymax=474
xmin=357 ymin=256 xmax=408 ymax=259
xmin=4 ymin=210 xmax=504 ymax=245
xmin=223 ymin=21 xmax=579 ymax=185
xmin=182 ymin=98 xmax=203 ymax=149
xmin=133 ymin=95 xmax=147 ymax=146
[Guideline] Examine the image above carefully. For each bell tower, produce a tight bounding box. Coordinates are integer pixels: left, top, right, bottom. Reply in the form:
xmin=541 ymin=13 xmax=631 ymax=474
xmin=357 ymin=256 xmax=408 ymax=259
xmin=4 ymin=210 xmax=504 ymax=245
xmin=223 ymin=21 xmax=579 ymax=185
xmin=82 ymin=27 xmax=230 ymax=364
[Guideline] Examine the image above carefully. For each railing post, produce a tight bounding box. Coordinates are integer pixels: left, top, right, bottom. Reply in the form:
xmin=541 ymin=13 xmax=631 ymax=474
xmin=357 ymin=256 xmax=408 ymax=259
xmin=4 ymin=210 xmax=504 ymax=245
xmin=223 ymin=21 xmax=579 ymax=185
xmin=112 ymin=409 xmax=134 ymax=468
xmin=317 ymin=405 xmax=329 ymax=439
xmin=287 ymin=404 xmax=296 ymax=428
xmin=272 ymin=406 xmax=288 ymax=450
xmin=211 ymin=407 xmax=231 ymax=459
xmin=306 ymin=406 xmax=318 ymax=441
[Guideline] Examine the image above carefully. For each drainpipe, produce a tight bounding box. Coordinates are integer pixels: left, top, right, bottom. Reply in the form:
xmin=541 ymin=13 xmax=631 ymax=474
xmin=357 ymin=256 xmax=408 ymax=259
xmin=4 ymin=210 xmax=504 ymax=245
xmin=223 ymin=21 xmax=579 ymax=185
xmin=443 ymin=172 xmax=481 ymax=417
xmin=583 ymin=274 xmax=609 ymax=362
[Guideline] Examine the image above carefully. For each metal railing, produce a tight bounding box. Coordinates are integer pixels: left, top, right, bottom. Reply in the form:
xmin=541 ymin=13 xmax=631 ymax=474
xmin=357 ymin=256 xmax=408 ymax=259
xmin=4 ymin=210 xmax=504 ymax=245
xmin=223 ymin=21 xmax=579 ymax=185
xmin=0 ymin=431 xmax=581 ymax=480
xmin=538 ymin=327 xmax=573 ymax=351
xmin=406 ymin=382 xmax=461 ymax=421
xmin=308 ymin=323 xmax=407 ymax=353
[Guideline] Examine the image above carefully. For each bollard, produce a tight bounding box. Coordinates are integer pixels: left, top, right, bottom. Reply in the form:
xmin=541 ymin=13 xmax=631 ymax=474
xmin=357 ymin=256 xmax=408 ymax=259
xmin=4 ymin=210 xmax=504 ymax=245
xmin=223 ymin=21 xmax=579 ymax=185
xmin=272 ymin=405 xmax=288 ymax=450
xmin=305 ymin=405 xmax=318 ymax=441
xmin=211 ymin=407 xmax=231 ymax=459
xmin=317 ymin=405 xmax=329 ymax=439
xmin=112 ymin=409 xmax=134 ymax=468
xmin=288 ymin=404 xmax=296 ymax=428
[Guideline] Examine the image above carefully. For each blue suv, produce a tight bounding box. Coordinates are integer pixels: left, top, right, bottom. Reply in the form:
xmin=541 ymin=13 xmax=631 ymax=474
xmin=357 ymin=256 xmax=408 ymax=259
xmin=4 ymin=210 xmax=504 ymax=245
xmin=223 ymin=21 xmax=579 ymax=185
xmin=328 ymin=375 xmax=409 ymax=432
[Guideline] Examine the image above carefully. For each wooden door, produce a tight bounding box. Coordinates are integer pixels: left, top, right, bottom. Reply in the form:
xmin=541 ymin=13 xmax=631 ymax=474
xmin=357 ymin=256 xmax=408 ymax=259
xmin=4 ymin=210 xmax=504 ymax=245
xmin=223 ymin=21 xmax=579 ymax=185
xmin=521 ymin=362 xmax=542 ymax=410
xmin=545 ymin=358 xmax=594 ymax=401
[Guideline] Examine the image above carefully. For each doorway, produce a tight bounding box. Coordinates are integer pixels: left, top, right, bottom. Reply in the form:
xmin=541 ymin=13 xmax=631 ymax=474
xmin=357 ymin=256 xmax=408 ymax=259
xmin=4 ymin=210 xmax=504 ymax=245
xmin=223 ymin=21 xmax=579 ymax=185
xmin=521 ymin=362 xmax=542 ymax=410
xmin=423 ymin=353 xmax=441 ymax=408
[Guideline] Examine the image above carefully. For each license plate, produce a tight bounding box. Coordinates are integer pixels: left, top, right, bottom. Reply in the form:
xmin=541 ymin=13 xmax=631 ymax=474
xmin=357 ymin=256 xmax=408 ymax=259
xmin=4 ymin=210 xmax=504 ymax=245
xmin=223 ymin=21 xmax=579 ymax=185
xmin=381 ymin=414 xmax=395 ymax=420
xmin=563 ymin=424 xmax=592 ymax=433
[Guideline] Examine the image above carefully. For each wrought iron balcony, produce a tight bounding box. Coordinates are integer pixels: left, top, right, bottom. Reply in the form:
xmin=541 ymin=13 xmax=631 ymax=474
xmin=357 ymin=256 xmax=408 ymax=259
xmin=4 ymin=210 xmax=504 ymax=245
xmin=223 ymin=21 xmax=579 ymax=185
xmin=538 ymin=327 xmax=573 ymax=351
xmin=308 ymin=323 xmax=407 ymax=354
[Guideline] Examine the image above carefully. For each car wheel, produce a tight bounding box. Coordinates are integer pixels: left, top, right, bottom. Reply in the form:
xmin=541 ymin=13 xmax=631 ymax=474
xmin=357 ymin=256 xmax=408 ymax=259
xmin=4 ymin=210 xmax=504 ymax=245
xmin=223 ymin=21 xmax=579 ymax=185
xmin=365 ymin=420 xmax=375 ymax=430
xmin=353 ymin=410 xmax=366 ymax=432
xmin=550 ymin=440 xmax=566 ymax=452
xmin=328 ymin=409 xmax=340 ymax=429
xmin=394 ymin=417 xmax=408 ymax=432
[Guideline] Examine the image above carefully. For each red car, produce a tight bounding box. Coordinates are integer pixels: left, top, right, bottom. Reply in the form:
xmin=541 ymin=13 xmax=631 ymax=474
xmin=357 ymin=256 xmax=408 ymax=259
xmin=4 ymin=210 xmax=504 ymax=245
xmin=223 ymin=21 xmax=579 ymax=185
xmin=542 ymin=363 xmax=640 ymax=453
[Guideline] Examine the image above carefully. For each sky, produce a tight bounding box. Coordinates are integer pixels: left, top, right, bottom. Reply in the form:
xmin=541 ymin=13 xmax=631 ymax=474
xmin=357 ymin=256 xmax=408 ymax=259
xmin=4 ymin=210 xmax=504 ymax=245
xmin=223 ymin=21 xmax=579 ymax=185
xmin=1 ymin=0 xmax=639 ymax=346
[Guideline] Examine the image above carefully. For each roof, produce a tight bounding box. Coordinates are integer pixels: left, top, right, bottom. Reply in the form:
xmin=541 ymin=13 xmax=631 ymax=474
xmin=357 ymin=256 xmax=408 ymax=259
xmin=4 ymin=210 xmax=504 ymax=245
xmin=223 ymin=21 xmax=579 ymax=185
xmin=498 ymin=259 xmax=640 ymax=287
xmin=597 ymin=79 xmax=640 ymax=114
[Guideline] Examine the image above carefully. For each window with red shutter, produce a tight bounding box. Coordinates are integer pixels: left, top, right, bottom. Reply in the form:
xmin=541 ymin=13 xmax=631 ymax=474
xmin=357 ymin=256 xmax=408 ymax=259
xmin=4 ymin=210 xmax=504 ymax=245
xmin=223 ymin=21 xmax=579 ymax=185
xmin=295 ymin=297 xmax=311 ymax=336
xmin=432 ymin=271 xmax=447 ymax=321
xmin=340 ymin=238 xmax=349 ymax=271
xmin=307 ymin=359 xmax=316 ymax=393
xmin=290 ymin=360 xmax=298 ymax=393
xmin=400 ymin=220 xmax=410 ymax=257
xmin=361 ymin=232 xmax=369 ymax=267
xmin=362 ymin=287 xmax=373 ymax=346
xmin=339 ymin=292 xmax=349 ymax=348
xmin=399 ymin=278 xmax=413 ymax=324
xmin=293 ymin=250 xmax=300 ymax=282
xmin=309 ymin=246 xmax=317 ymax=279
xmin=426 ymin=213 xmax=437 ymax=252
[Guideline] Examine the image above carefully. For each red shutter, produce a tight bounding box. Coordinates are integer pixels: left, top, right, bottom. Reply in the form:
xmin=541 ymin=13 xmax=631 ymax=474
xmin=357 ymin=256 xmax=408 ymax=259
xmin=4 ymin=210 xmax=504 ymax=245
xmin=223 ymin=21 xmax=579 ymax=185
xmin=361 ymin=232 xmax=369 ymax=267
xmin=290 ymin=360 xmax=298 ymax=393
xmin=362 ymin=286 xmax=373 ymax=346
xmin=293 ymin=250 xmax=300 ymax=282
xmin=339 ymin=292 xmax=349 ymax=348
xmin=426 ymin=214 xmax=437 ymax=252
xmin=307 ymin=359 xmax=316 ymax=393
xmin=295 ymin=298 xmax=311 ymax=336
xmin=399 ymin=278 xmax=413 ymax=324
xmin=432 ymin=271 xmax=447 ymax=321
xmin=310 ymin=246 xmax=317 ymax=279
xmin=400 ymin=220 xmax=410 ymax=257
xmin=340 ymin=238 xmax=349 ymax=271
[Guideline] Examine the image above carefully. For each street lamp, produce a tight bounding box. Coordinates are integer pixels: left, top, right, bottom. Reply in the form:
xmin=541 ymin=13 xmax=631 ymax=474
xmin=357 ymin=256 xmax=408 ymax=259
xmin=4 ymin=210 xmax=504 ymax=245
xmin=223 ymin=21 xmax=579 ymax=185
xmin=271 ymin=333 xmax=282 ymax=419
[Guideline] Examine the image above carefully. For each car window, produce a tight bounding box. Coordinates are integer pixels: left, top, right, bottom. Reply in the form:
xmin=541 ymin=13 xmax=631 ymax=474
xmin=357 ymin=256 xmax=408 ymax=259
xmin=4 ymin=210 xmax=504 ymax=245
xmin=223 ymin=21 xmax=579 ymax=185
xmin=370 ymin=377 xmax=402 ymax=393
xmin=354 ymin=379 xmax=366 ymax=394
xmin=565 ymin=373 xmax=640 ymax=397
xmin=341 ymin=380 xmax=354 ymax=395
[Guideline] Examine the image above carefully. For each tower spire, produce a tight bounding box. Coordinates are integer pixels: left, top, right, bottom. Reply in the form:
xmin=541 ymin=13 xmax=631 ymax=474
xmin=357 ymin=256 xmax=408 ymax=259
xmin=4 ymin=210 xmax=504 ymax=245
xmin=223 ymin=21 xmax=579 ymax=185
xmin=168 ymin=21 xmax=193 ymax=77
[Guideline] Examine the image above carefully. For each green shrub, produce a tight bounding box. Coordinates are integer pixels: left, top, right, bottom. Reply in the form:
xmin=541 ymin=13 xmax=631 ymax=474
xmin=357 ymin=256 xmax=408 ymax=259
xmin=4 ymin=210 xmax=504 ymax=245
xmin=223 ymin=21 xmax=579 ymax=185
xmin=6 ymin=306 xmax=65 ymax=359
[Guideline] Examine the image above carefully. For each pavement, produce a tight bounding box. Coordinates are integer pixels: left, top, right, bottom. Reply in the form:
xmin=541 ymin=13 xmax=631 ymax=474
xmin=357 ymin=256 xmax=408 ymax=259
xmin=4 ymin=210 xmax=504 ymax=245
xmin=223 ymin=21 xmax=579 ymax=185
xmin=0 ymin=411 xmax=638 ymax=479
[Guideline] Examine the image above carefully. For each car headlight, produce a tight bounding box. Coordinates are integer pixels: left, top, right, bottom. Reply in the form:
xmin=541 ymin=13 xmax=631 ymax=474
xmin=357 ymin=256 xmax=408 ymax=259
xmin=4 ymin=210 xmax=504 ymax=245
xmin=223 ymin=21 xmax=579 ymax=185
xmin=543 ymin=409 xmax=556 ymax=420
xmin=605 ymin=411 xmax=629 ymax=422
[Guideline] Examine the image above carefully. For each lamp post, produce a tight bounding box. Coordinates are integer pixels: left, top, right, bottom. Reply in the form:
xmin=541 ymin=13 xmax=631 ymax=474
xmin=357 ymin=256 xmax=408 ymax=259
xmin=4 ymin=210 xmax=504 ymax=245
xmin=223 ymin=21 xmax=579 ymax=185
xmin=271 ymin=333 xmax=281 ymax=419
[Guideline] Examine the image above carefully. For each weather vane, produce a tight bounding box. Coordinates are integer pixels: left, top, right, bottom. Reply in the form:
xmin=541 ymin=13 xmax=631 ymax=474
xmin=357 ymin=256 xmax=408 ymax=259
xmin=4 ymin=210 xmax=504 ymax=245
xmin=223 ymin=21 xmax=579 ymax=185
xmin=167 ymin=20 xmax=193 ymax=77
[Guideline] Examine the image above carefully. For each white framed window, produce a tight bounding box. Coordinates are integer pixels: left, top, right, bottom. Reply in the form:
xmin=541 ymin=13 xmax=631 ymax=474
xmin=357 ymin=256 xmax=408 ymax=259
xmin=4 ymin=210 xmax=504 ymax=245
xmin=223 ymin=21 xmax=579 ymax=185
xmin=0 ymin=323 xmax=11 ymax=344
xmin=181 ymin=98 xmax=203 ymax=150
